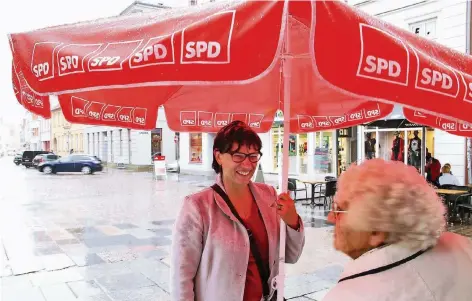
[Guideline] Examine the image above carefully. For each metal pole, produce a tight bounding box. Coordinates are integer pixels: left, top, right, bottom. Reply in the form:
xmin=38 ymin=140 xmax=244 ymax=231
xmin=421 ymin=127 xmax=426 ymax=176
xmin=276 ymin=4 xmax=291 ymax=300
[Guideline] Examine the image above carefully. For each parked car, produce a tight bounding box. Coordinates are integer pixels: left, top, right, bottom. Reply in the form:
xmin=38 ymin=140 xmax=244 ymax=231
xmin=38 ymin=154 xmax=103 ymax=175
xmin=32 ymin=154 xmax=60 ymax=168
xmin=13 ymin=154 xmax=22 ymax=165
xmin=22 ymin=151 xmax=51 ymax=168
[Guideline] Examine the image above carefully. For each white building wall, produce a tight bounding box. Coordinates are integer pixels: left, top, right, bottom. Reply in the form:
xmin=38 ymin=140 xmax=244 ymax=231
xmin=349 ymin=0 xmax=469 ymax=184
xmin=83 ymin=108 xmax=176 ymax=167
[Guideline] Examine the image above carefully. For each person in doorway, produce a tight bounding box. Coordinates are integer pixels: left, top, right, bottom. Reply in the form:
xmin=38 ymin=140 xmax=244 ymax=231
xmin=439 ymin=164 xmax=460 ymax=186
xmin=171 ymin=121 xmax=305 ymax=301
xmin=323 ymin=159 xmax=472 ymax=301
xmin=364 ymin=133 xmax=376 ymax=160
xmin=408 ymin=130 xmax=422 ymax=169
xmin=425 ymin=152 xmax=441 ymax=187
xmin=391 ymin=131 xmax=404 ymax=161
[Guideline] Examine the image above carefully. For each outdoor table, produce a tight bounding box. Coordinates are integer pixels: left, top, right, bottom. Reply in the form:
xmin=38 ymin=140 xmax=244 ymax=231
xmin=435 ymin=189 xmax=467 ymax=195
xmin=299 ymin=180 xmax=327 ymax=207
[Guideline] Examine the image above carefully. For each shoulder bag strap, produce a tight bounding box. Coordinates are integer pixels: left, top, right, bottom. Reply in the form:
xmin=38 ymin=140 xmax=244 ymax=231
xmin=211 ymin=184 xmax=270 ymax=297
xmin=338 ymin=246 xmax=432 ymax=283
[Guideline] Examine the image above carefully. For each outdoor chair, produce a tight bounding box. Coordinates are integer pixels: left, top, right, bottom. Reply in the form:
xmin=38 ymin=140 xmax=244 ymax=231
xmin=287 ymin=178 xmax=308 ymax=202
xmin=323 ymin=180 xmax=337 ymax=210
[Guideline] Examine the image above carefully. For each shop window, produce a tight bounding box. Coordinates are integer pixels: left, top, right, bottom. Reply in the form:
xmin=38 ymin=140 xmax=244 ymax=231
xmin=337 ymin=127 xmax=356 ymax=175
xmin=366 ymin=128 xmax=431 ymax=173
xmin=314 ymin=131 xmax=334 ymax=174
xmin=271 ymin=126 xmax=297 ymax=173
xmin=151 ymin=129 xmax=162 ymax=156
xmin=298 ymin=134 xmax=308 ymax=174
xmin=190 ymin=133 xmax=203 ymax=163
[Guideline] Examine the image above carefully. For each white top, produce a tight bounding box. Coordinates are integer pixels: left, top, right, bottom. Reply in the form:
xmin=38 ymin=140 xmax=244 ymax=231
xmin=323 ymin=232 xmax=472 ymax=301
xmin=439 ymin=173 xmax=460 ymax=186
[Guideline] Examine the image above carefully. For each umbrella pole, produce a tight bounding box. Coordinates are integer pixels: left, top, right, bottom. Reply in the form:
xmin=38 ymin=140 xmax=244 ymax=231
xmin=276 ymin=8 xmax=292 ymax=301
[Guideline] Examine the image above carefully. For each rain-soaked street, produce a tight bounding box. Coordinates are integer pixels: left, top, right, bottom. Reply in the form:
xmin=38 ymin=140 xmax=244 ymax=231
xmin=0 ymin=155 xmax=349 ymax=301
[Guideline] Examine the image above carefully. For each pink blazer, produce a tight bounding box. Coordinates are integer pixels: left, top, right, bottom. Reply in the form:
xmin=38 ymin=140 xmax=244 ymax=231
xmin=170 ymin=176 xmax=305 ymax=301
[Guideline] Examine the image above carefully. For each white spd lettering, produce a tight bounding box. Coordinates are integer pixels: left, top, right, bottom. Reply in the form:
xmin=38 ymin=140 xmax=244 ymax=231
xmin=442 ymin=123 xmax=456 ymax=130
xmin=216 ymin=120 xmax=228 ymax=126
xmin=200 ymin=120 xmax=211 ymax=126
xmin=59 ymin=56 xmax=79 ymax=71
xmin=185 ymin=41 xmax=221 ymax=59
xmin=183 ymin=119 xmax=195 ymax=125
xmin=333 ymin=116 xmax=346 ymax=124
xmin=301 ymin=122 xmax=313 ymax=128
xmin=75 ymin=108 xmax=85 ymax=115
xmin=367 ymin=109 xmax=380 ymax=117
xmin=88 ymin=111 xmax=100 ymax=119
xmin=318 ymin=121 xmax=330 ymax=127
xmin=363 ymin=55 xmax=401 ymax=77
xmin=119 ymin=114 xmax=131 ymax=122
xmin=420 ymin=68 xmax=453 ymax=89
xmin=249 ymin=122 xmax=261 ymax=128
xmin=468 ymin=82 xmax=472 ymax=98
xmin=32 ymin=63 xmax=50 ymax=78
xmin=103 ymin=113 xmax=115 ymax=120
xmin=34 ymin=98 xmax=44 ymax=107
xmin=133 ymin=44 xmax=167 ymax=63
xmin=90 ymin=56 xmax=121 ymax=67
xmin=135 ymin=117 xmax=145 ymax=124
xmin=350 ymin=112 xmax=362 ymax=120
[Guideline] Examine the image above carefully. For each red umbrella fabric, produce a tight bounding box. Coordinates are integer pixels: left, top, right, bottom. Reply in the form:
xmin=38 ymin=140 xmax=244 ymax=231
xmin=404 ymin=108 xmax=472 ymax=138
xmin=9 ymin=0 xmax=397 ymax=132
xmin=7 ymin=1 xmax=472 ymax=299
xmin=8 ymin=0 xmax=472 ymax=127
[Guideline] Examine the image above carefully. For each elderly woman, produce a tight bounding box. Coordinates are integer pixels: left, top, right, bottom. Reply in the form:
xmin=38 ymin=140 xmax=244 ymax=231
xmin=171 ymin=121 xmax=305 ymax=301
xmin=439 ymin=164 xmax=460 ymax=186
xmin=323 ymin=159 xmax=472 ymax=301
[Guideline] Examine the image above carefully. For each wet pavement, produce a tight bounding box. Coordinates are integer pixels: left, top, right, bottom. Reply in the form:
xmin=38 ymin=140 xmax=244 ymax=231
xmin=0 ymin=156 xmax=349 ymax=300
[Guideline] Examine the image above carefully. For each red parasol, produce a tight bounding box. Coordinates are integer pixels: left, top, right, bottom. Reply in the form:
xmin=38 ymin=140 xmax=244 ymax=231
xmin=8 ymin=1 xmax=472 ymax=299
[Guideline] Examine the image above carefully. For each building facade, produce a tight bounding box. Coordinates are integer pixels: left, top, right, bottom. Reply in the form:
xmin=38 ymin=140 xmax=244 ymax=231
xmin=51 ymin=105 xmax=85 ymax=157
xmin=23 ymin=112 xmax=41 ymax=151
xmin=39 ymin=117 xmax=51 ymax=151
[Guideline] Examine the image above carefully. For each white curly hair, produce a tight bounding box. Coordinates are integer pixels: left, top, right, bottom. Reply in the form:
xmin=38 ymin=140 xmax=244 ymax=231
xmin=335 ymin=159 xmax=446 ymax=250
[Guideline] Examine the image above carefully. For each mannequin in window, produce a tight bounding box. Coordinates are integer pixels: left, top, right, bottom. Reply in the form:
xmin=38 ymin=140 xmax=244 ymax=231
xmin=364 ymin=133 xmax=376 ymax=160
xmin=391 ymin=131 xmax=404 ymax=161
xmin=408 ymin=130 xmax=422 ymax=169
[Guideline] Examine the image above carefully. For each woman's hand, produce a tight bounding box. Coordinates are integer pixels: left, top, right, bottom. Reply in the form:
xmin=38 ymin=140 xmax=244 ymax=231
xmin=271 ymin=192 xmax=300 ymax=229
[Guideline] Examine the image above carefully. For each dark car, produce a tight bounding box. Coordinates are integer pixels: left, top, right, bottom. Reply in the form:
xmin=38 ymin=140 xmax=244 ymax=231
xmin=13 ymin=154 xmax=22 ymax=165
xmin=33 ymin=154 xmax=60 ymax=168
xmin=13 ymin=154 xmax=23 ymax=166
xmin=38 ymin=154 xmax=103 ymax=175
xmin=22 ymin=151 xmax=50 ymax=168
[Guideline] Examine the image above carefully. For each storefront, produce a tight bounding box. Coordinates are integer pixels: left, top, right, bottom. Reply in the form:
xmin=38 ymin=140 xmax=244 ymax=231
xmin=151 ymin=128 xmax=162 ymax=156
xmin=359 ymin=119 xmax=435 ymax=175
xmin=336 ymin=127 xmax=358 ymax=175
xmin=178 ymin=132 xmax=215 ymax=175
xmin=267 ymin=116 xmax=340 ymax=178
xmin=189 ymin=133 xmax=203 ymax=163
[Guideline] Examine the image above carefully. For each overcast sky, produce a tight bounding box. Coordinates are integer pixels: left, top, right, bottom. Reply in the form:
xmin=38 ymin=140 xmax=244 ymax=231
xmin=0 ymin=0 xmax=189 ymax=124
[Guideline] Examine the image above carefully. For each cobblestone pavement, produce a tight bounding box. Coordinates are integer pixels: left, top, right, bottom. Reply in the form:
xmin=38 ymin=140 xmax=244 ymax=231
xmin=0 ymin=156 xmax=349 ymax=301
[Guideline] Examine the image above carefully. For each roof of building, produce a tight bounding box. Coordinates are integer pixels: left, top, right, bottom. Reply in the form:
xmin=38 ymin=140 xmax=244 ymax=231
xmin=120 ymin=1 xmax=171 ymax=15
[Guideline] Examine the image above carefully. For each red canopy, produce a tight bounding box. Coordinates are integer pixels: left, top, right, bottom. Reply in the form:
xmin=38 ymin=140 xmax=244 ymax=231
xmin=404 ymin=108 xmax=472 ymax=138
xmin=8 ymin=0 xmax=395 ymax=132
xmin=9 ymin=1 xmax=472 ymax=299
xmin=9 ymin=1 xmax=472 ymax=132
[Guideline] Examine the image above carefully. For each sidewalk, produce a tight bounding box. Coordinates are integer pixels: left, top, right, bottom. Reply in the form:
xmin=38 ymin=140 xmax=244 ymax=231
xmin=0 ymin=160 xmax=348 ymax=300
